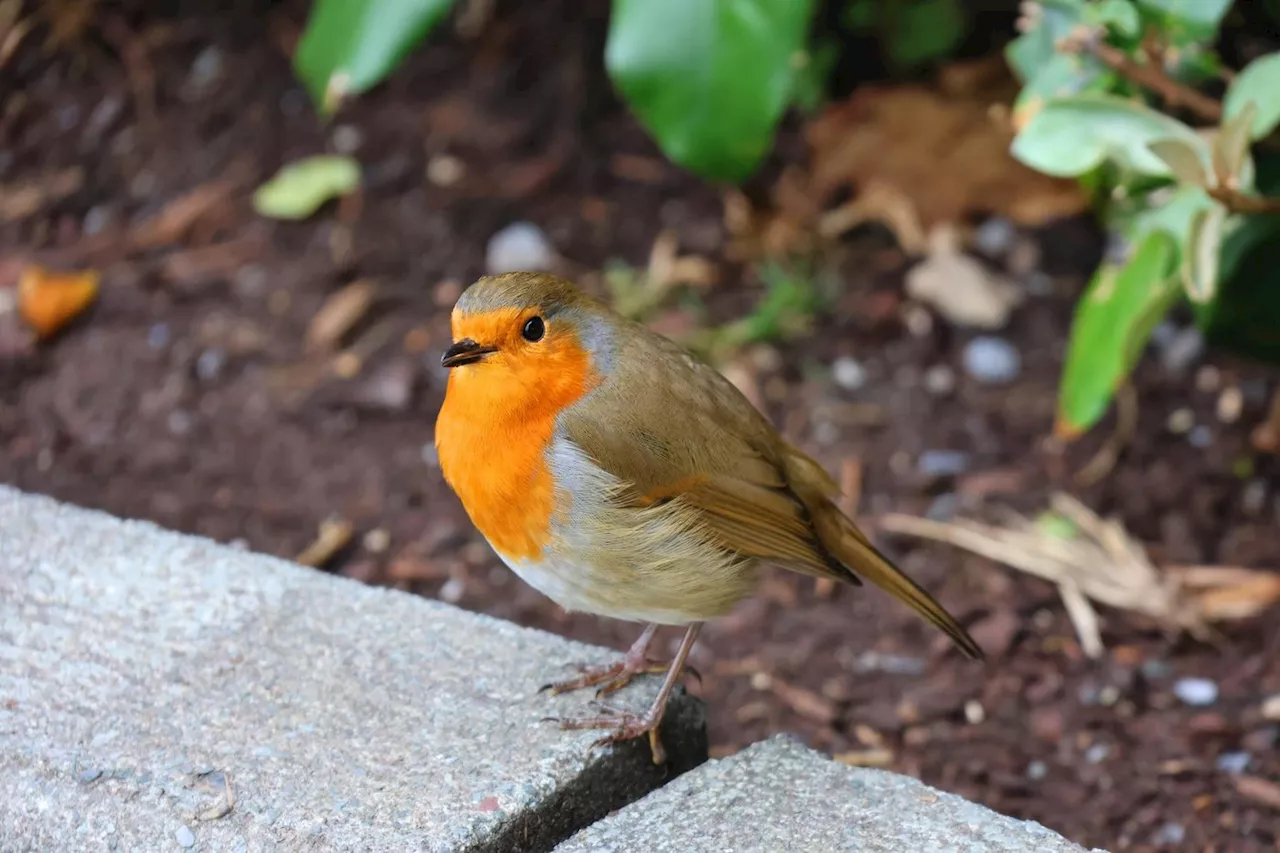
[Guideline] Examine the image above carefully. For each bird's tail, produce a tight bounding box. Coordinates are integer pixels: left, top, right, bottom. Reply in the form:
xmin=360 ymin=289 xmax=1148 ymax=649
xmin=813 ymin=501 xmax=984 ymax=660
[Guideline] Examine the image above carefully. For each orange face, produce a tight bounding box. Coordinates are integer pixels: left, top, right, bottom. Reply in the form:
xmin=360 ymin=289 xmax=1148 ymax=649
xmin=435 ymin=306 xmax=602 ymax=561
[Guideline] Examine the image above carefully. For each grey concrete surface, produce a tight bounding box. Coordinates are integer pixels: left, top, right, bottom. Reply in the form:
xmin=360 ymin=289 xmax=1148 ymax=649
xmin=555 ymin=735 xmax=1108 ymax=853
xmin=0 ymin=486 xmax=706 ymax=852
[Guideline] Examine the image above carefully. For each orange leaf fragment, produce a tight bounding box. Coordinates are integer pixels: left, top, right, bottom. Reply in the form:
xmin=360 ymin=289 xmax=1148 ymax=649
xmin=17 ymin=264 xmax=99 ymax=339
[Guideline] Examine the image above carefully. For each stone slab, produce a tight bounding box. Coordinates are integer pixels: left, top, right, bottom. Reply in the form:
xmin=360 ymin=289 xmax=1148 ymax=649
xmin=0 ymin=486 xmax=706 ymax=852
xmin=555 ymin=735 xmax=1108 ymax=853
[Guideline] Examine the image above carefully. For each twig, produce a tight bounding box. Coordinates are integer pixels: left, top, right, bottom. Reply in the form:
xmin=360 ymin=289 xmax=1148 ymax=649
xmin=1063 ymin=36 xmax=1221 ymax=122
xmin=1074 ymin=380 xmax=1138 ymax=486
xmin=1207 ymin=186 xmax=1280 ymax=216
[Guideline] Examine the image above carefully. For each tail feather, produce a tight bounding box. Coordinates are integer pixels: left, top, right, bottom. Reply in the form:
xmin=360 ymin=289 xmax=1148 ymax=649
xmin=816 ymin=505 xmax=984 ymax=660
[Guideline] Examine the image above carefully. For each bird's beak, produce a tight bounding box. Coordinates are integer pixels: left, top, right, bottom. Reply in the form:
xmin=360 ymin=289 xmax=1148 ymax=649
xmin=441 ymin=338 xmax=497 ymax=368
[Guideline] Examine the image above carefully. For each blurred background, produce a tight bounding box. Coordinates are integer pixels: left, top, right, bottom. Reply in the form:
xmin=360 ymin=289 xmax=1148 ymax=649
xmin=3 ymin=1 xmax=1280 ymax=849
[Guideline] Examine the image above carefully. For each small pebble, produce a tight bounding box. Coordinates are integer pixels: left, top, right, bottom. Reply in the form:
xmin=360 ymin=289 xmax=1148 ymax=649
xmin=196 ymin=349 xmax=226 ymax=382
xmin=922 ymin=364 xmax=955 ymax=396
xmin=234 ymin=264 xmax=269 ymax=300
xmin=1242 ymin=480 xmax=1268 ymax=516
xmin=973 ymin=217 xmax=1016 ymax=257
xmin=901 ymin=304 xmax=933 ymax=338
xmin=1153 ymin=822 xmax=1186 ymax=845
xmin=363 ymin=528 xmax=390 ymax=554
xmin=1217 ymin=387 xmax=1243 ymax=423
xmin=485 ymin=222 xmax=555 ymax=275
xmin=1026 ymin=760 xmax=1048 ymax=780
xmin=1261 ymin=693 xmax=1280 ymax=720
xmin=147 ymin=324 xmax=171 ymax=349
xmin=1215 ymin=751 xmax=1250 ymax=774
xmin=1173 ymin=677 xmax=1219 ymax=706
xmin=1024 ymin=271 xmax=1053 ymax=296
xmin=83 ymin=205 xmax=113 ymax=235
xmin=1188 ymin=425 xmax=1212 ymax=448
xmin=1149 ymin=320 xmax=1178 ymax=350
xmin=917 ymin=450 xmax=969 ymax=478
xmin=188 ymin=46 xmax=223 ymax=93
xmin=1084 ymin=743 xmax=1110 ymax=764
xmin=438 ymin=576 xmax=465 ymax=603
xmin=420 ymin=443 xmax=439 ymax=468
xmin=175 ymin=826 xmax=196 ymax=848
xmin=964 ymin=700 xmax=985 ymax=724
xmin=426 ymin=155 xmax=465 ymax=187
xmin=1166 ymin=408 xmax=1194 ymax=434
xmin=167 ymin=410 xmax=194 ymax=436
xmin=1159 ymin=327 xmax=1205 ymax=375
xmin=331 ymin=124 xmax=363 ymax=154
xmin=962 ymin=336 xmax=1021 ymax=384
xmin=1195 ymin=365 xmax=1222 ymax=393
xmin=831 ymin=356 xmax=867 ymax=391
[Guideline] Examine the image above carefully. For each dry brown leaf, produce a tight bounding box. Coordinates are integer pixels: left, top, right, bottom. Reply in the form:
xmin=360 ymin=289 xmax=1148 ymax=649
xmin=0 ymin=167 xmax=84 ymax=223
xmin=306 ymin=280 xmax=378 ymax=352
xmin=805 ymin=80 xmax=1087 ymax=231
xmin=295 ymin=516 xmax=354 ymax=568
xmin=1167 ymin=565 xmax=1280 ymax=621
xmin=1233 ymin=775 xmax=1280 ymax=810
xmin=129 ymin=178 xmax=241 ymax=250
xmin=17 ymin=264 xmax=99 ymax=339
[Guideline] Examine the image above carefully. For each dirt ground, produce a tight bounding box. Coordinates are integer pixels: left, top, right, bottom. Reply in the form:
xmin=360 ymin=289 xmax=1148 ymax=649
xmin=4 ymin=3 xmax=1280 ymax=851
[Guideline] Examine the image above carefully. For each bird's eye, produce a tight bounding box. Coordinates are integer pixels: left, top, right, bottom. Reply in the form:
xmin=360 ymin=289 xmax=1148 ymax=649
xmin=521 ymin=316 xmax=545 ymax=342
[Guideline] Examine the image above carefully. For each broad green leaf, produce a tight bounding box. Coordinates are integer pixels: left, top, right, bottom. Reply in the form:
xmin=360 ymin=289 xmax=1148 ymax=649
xmin=885 ymin=0 xmax=966 ymax=70
xmin=1011 ymin=52 xmax=1115 ymax=128
xmin=1148 ymin=138 xmax=1209 ymax=186
xmin=1181 ymin=203 xmax=1228 ymax=302
xmin=1085 ymin=0 xmax=1141 ymax=38
xmin=1224 ymin=52 xmax=1280 ymax=141
xmin=294 ymin=0 xmax=458 ymax=114
xmin=1056 ymin=229 xmax=1179 ymax=437
xmin=1012 ymin=93 xmax=1206 ymax=178
xmin=253 ymin=155 xmax=361 ymax=220
xmin=1213 ymin=102 xmax=1257 ymax=186
xmin=1134 ymin=0 xmax=1233 ymax=39
xmin=605 ymin=0 xmax=815 ymax=183
xmin=1128 ymin=184 xmax=1216 ymax=245
xmin=1005 ymin=0 xmax=1086 ymax=82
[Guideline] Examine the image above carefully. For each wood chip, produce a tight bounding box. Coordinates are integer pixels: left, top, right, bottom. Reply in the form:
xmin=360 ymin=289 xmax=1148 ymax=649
xmin=834 ymin=748 xmax=894 ymax=767
xmin=306 ymin=280 xmax=377 ymax=352
xmin=1233 ymin=774 xmax=1280 ymax=810
xmin=295 ymin=517 xmax=354 ymax=568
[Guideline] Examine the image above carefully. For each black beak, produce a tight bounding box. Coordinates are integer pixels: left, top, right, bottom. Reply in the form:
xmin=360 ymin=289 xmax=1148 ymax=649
xmin=441 ymin=338 xmax=497 ymax=368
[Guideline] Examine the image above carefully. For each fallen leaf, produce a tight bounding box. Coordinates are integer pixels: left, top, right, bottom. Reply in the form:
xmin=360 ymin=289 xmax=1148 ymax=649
xmin=905 ymin=225 xmax=1023 ymax=328
xmin=253 ymin=155 xmax=361 ymax=221
xmin=306 ymin=280 xmax=378 ymax=352
xmin=130 ymin=179 xmax=240 ymax=250
xmin=17 ymin=264 xmax=99 ymax=339
xmin=0 ymin=167 xmax=84 ymax=223
xmin=1234 ymin=775 xmax=1280 ymax=810
xmin=805 ymin=79 xmax=1087 ymax=231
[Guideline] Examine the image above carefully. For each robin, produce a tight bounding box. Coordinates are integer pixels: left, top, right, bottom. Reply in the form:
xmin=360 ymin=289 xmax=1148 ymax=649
xmin=435 ymin=272 xmax=981 ymax=763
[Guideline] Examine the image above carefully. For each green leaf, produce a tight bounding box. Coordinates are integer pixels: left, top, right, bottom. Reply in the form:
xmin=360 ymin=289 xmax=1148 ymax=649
xmin=885 ymin=0 xmax=966 ymax=70
xmin=606 ymin=0 xmax=815 ymax=183
xmin=1148 ymin=138 xmax=1210 ymax=186
xmin=1056 ymin=229 xmax=1179 ymax=437
xmin=1134 ymin=0 xmax=1233 ymax=39
xmin=252 ymin=155 xmax=361 ymax=220
xmin=1213 ymin=102 xmax=1257 ymax=186
xmin=1085 ymin=0 xmax=1142 ymax=38
xmin=1005 ymin=0 xmax=1086 ymax=83
xmin=1224 ymin=52 xmax=1280 ymax=141
xmin=1012 ymin=93 xmax=1207 ymax=178
xmin=1181 ymin=203 xmax=1228 ymax=302
xmin=294 ymin=0 xmax=458 ymax=114
xmin=1011 ymin=52 xmax=1116 ymax=128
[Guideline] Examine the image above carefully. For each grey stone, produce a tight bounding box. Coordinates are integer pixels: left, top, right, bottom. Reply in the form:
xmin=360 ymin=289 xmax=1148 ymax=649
xmin=962 ymin=336 xmax=1021 ymax=384
xmin=0 ymin=486 xmax=706 ymax=853
xmin=1173 ymin=676 xmax=1219 ymax=706
xmin=554 ymin=736 xmax=1106 ymax=853
xmin=485 ymin=222 xmax=556 ymax=275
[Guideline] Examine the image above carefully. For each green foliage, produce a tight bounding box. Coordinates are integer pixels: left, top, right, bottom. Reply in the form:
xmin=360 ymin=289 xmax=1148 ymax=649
xmin=844 ymin=0 xmax=967 ymax=70
xmin=252 ymin=155 xmax=361 ymax=220
xmin=604 ymin=0 xmax=815 ymax=183
xmin=1008 ymin=0 xmax=1280 ymax=437
xmin=294 ymin=0 xmax=459 ymax=114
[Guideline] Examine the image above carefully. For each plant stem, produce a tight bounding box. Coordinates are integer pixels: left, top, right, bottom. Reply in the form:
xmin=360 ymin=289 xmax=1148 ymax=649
xmin=1207 ymin=187 xmax=1280 ymax=216
xmin=1065 ymin=38 xmax=1223 ymax=123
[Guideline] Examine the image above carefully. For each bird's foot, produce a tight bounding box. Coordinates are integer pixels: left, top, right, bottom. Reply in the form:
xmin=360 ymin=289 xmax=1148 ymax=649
xmin=540 ymin=658 xmax=670 ymax=698
xmin=552 ymin=702 xmax=667 ymax=764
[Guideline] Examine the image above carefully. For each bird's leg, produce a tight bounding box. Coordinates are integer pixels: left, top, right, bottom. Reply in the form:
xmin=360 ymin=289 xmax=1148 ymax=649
xmin=541 ymin=623 xmax=666 ymax=697
xmin=555 ymin=622 xmax=702 ymax=764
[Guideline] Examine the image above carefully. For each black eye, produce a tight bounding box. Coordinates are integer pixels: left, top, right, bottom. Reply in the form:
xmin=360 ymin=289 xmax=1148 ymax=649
xmin=521 ymin=316 xmax=545 ymax=342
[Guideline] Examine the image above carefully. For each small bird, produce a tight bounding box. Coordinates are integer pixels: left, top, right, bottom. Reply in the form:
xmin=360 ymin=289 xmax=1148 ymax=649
xmin=435 ymin=272 xmax=981 ymax=762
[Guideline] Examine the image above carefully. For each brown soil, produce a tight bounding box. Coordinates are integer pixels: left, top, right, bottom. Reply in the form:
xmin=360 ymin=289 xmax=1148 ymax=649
xmin=3 ymin=3 xmax=1279 ymax=851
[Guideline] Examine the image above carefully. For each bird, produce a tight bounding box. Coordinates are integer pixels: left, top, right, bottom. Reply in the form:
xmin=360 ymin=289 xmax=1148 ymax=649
xmin=434 ymin=271 xmax=982 ymax=763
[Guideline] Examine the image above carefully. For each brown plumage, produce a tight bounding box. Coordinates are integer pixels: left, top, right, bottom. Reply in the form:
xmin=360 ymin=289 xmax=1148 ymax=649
xmin=435 ymin=272 xmax=982 ymax=761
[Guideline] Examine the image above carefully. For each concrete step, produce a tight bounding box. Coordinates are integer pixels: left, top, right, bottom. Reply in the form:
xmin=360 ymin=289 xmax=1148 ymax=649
xmin=0 ymin=486 xmax=705 ymax=852
xmin=555 ymin=735 xmax=1107 ymax=853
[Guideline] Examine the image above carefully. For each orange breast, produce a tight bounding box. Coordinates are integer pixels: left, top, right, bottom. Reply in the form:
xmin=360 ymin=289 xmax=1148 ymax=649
xmin=434 ymin=314 xmax=600 ymax=562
